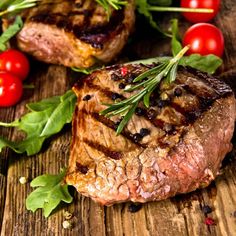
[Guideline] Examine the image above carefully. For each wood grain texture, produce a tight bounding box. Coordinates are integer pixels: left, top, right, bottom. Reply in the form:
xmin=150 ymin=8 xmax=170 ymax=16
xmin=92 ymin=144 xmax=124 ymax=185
xmin=1 ymin=1 xmax=236 ymax=235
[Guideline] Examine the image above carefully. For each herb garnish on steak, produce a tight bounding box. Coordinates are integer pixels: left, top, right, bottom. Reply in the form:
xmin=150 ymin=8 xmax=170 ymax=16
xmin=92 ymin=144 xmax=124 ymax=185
xmin=66 ymin=63 xmax=235 ymax=205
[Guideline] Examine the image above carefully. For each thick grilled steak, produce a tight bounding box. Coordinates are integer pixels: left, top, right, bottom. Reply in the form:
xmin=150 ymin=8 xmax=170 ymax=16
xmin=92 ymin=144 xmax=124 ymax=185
xmin=66 ymin=64 xmax=236 ymax=205
xmin=16 ymin=0 xmax=135 ymax=68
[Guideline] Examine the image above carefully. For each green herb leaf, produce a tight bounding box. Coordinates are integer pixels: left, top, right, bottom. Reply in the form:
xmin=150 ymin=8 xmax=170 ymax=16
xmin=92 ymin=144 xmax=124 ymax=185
xmin=0 ymin=90 xmax=77 ymax=155
xmin=0 ymin=0 xmax=38 ymax=17
xmin=0 ymin=15 xmax=23 ymax=51
xmin=170 ymin=19 xmax=182 ymax=56
xmin=101 ymin=46 xmax=190 ymax=134
xmin=96 ymin=0 xmax=127 ymax=17
xmin=26 ymin=168 xmax=73 ymax=217
xmin=179 ymin=54 xmax=223 ymax=74
xmin=130 ymin=54 xmax=222 ymax=75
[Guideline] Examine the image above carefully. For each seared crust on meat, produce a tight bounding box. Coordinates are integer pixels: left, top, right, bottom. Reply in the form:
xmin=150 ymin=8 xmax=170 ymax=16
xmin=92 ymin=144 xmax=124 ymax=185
xmin=66 ymin=64 xmax=236 ymax=205
xmin=16 ymin=0 xmax=135 ymax=68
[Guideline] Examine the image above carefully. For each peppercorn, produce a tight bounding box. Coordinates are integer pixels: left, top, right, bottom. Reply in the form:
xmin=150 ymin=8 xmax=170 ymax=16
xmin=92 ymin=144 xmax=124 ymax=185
xmin=63 ymin=211 xmax=73 ymax=220
xmin=140 ymin=128 xmax=150 ymax=137
xmin=174 ymin=87 xmax=182 ymax=97
xmin=204 ymin=217 xmax=216 ymax=226
xmin=62 ymin=220 xmax=72 ymax=229
xmin=83 ymin=94 xmax=92 ymax=101
xmin=19 ymin=176 xmax=27 ymax=184
xmin=119 ymin=83 xmax=126 ymax=89
xmin=202 ymin=205 xmax=213 ymax=214
xmin=128 ymin=203 xmax=142 ymax=213
xmin=135 ymin=107 xmax=145 ymax=116
xmin=126 ymin=74 xmax=136 ymax=83
xmin=133 ymin=133 xmax=143 ymax=143
xmin=121 ymin=67 xmax=128 ymax=76
xmin=157 ymin=99 xmax=168 ymax=108
xmin=111 ymin=93 xmax=122 ymax=100
xmin=147 ymin=109 xmax=157 ymax=120
xmin=163 ymin=124 xmax=174 ymax=134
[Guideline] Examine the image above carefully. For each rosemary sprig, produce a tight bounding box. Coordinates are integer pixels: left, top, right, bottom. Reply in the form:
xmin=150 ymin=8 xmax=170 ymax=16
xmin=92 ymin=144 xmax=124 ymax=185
xmin=96 ymin=0 xmax=127 ymax=16
xmin=0 ymin=0 xmax=39 ymax=17
xmin=100 ymin=45 xmax=190 ymax=134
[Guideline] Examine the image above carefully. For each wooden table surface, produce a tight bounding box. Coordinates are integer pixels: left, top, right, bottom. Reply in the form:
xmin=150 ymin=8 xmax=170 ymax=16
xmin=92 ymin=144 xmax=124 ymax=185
xmin=1 ymin=1 xmax=236 ymax=236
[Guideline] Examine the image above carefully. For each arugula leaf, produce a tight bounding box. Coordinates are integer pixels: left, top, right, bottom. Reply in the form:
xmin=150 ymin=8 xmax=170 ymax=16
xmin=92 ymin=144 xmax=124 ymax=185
xmin=179 ymin=54 xmax=223 ymax=74
xmin=26 ymin=169 xmax=73 ymax=217
xmin=130 ymin=54 xmax=222 ymax=74
xmin=170 ymin=19 xmax=182 ymax=56
xmin=0 ymin=90 xmax=77 ymax=155
xmin=0 ymin=16 xmax=23 ymax=51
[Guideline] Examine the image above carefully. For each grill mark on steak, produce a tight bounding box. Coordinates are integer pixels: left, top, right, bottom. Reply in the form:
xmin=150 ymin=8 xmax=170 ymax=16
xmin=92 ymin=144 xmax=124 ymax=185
xmin=67 ymin=63 xmax=236 ymax=205
xmin=85 ymin=82 xmax=126 ymax=100
xmin=83 ymin=138 xmax=123 ymax=160
xmin=82 ymin=73 xmax=214 ymax=134
xmin=77 ymin=10 xmax=125 ymax=49
xmin=29 ymin=2 xmax=125 ymax=49
xmin=91 ymin=112 xmax=146 ymax=148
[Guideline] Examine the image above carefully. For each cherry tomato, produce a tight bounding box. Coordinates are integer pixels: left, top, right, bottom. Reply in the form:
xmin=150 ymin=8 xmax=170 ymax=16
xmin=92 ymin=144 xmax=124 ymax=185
xmin=183 ymin=23 xmax=224 ymax=57
xmin=0 ymin=49 xmax=30 ymax=81
xmin=0 ymin=72 xmax=23 ymax=107
xmin=181 ymin=0 xmax=221 ymax=23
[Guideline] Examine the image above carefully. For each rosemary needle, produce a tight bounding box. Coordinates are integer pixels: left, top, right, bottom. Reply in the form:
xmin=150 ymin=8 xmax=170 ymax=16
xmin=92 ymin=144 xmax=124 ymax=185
xmin=0 ymin=0 xmax=39 ymax=17
xmin=100 ymin=45 xmax=190 ymax=134
xmin=96 ymin=0 xmax=127 ymax=17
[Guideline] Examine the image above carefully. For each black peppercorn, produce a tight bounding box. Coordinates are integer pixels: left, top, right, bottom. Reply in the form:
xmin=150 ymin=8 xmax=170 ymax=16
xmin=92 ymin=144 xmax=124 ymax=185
xmin=157 ymin=99 xmax=170 ymax=108
xmin=128 ymin=203 xmax=142 ymax=213
xmin=119 ymin=83 xmax=126 ymax=89
xmin=147 ymin=109 xmax=157 ymax=120
xmin=163 ymin=124 xmax=174 ymax=134
xmin=111 ymin=93 xmax=121 ymax=100
xmin=126 ymin=74 xmax=136 ymax=83
xmin=133 ymin=133 xmax=143 ymax=143
xmin=135 ymin=107 xmax=145 ymax=116
xmin=174 ymin=87 xmax=182 ymax=97
xmin=83 ymin=94 xmax=92 ymax=101
xmin=202 ymin=205 xmax=213 ymax=214
xmin=140 ymin=128 xmax=151 ymax=137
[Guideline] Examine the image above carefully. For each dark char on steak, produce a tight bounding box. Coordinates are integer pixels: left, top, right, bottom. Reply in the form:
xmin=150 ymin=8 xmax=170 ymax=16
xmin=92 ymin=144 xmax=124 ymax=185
xmin=66 ymin=63 xmax=236 ymax=205
xmin=15 ymin=0 xmax=135 ymax=68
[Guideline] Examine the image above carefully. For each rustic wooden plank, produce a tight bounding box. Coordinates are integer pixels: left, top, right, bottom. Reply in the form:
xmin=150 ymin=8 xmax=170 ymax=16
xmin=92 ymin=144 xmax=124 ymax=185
xmin=0 ymin=0 xmax=236 ymax=235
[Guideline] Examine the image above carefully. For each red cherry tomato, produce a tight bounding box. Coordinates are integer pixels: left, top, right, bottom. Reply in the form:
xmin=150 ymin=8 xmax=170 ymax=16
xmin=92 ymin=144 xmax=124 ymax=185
xmin=0 ymin=72 xmax=23 ymax=107
xmin=181 ymin=0 xmax=221 ymax=23
xmin=0 ymin=49 xmax=30 ymax=81
xmin=183 ymin=23 xmax=224 ymax=57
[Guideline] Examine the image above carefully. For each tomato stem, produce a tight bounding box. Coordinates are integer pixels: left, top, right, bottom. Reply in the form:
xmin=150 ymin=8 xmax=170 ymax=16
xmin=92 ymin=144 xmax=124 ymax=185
xmin=147 ymin=7 xmax=214 ymax=13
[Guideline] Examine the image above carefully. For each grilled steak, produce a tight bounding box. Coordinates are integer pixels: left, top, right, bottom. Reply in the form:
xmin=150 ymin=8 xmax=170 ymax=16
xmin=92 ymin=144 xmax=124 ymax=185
xmin=66 ymin=63 xmax=236 ymax=205
xmin=16 ymin=0 xmax=135 ymax=68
